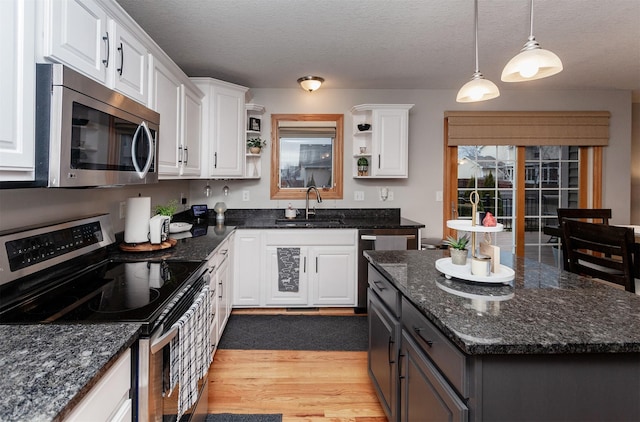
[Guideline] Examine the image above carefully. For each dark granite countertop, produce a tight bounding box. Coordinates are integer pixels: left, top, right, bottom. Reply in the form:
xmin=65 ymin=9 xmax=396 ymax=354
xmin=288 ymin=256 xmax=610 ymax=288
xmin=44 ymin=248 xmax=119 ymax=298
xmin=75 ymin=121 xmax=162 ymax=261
xmin=109 ymin=223 xmax=236 ymax=262
xmin=0 ymin=323 xmax=141 ymax=422
xmin=364 ymin=249 xmax=640 ymax=355
xmin=175 ymin=208 xmax=424 ymax=230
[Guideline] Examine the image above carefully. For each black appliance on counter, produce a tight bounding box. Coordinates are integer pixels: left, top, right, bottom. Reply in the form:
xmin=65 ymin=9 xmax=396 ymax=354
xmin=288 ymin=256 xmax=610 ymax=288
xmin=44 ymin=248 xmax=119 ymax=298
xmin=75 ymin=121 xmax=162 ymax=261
xmin=356 ymin=228 xmax=419 ymax=313
xmin=0 ymin=214 xmax=210 ymax=422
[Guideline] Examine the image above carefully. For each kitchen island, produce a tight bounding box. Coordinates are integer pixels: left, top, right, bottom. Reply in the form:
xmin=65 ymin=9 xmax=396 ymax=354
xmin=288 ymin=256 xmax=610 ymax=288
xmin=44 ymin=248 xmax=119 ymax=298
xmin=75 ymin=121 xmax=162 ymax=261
xmin=365 ymin=249 xmax=640 ymax=421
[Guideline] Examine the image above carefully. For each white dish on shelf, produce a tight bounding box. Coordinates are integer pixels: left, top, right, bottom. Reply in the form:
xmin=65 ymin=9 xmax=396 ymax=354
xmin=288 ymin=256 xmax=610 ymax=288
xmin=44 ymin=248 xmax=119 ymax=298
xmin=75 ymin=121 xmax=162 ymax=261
xmin=447 ymin=219 xmax=504 ymax=232
xmin=169 ymin=222 xmax=192 ymax=234
xmin=435 ymin=258 xmax=515 ymax=284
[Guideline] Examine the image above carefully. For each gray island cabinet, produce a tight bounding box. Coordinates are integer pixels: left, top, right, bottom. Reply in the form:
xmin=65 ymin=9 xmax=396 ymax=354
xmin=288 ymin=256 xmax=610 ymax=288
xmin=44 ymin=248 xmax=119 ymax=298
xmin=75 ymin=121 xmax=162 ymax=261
xmin=365 ymin=250 xmax=640 ymax=422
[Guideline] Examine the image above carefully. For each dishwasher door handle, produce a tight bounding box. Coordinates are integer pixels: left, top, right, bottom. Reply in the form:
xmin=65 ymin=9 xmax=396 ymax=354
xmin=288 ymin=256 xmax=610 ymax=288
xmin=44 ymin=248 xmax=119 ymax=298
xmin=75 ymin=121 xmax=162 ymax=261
xmin=360 ymin=234 xmax=416 ymax=241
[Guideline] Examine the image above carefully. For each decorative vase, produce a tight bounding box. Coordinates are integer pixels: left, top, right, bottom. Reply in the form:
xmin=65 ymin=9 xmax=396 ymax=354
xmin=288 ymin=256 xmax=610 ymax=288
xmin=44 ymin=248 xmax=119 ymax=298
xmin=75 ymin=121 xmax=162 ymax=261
xmin=449 ymin=248 xmax=468 ymax=265
xmin=249 ymin=147 xmax=261 ymax=154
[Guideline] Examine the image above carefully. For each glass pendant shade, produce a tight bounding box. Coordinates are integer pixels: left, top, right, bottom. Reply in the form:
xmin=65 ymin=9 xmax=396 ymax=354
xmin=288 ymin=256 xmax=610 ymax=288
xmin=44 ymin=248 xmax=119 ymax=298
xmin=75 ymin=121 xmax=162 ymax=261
xmin=297 ymin=76 xmax=324 ymax=92
xmin=456 ymin=0 xmax=499 ymax=103
xmin=501 ymin=37 xmax=563 ymax=82
xmin=502 ymin=0 xmax=563 ymax=82
xmin=457 ymin=72 xmax=501 ymax=102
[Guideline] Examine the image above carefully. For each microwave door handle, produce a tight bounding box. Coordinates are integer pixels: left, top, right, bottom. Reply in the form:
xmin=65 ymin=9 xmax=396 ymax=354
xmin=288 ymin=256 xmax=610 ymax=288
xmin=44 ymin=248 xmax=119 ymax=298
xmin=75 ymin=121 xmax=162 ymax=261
xmin=131 ymin=121 xmax=154 ymax=178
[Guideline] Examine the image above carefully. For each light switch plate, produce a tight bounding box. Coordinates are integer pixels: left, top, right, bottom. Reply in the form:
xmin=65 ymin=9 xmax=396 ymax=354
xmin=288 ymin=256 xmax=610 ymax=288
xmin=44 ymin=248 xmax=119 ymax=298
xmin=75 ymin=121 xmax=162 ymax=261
xmin=354 ymin=191 xmax=365 ymax=201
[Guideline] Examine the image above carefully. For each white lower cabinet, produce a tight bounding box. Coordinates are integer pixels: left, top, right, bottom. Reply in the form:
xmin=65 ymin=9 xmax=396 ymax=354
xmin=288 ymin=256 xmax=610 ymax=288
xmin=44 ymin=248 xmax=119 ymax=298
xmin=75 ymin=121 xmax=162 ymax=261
xmin=233 ymin=230 xmax=263 ymax=307
xmin=64 ymin=348 xmax=132 ymax=422
xmin=233 ymin=229 xmax=357 ymax=307
xmin=310 ymin=246 xmax=356 ymax=306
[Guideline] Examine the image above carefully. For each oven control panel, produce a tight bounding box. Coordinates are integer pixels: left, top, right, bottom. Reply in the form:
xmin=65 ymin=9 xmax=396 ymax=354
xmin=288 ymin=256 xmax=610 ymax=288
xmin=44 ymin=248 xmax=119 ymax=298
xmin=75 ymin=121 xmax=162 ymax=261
xmin=5 ymin=222 xmax=104 ymax=271
xmin=0 ymin=214 xmax=115 ymax=285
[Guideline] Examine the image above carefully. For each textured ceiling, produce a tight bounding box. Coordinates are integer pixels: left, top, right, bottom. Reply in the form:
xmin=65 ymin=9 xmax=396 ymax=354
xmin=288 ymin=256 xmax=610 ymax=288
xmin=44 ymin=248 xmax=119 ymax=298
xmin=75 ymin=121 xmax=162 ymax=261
xmin=115 ymin=0 xmax=640 ymax=96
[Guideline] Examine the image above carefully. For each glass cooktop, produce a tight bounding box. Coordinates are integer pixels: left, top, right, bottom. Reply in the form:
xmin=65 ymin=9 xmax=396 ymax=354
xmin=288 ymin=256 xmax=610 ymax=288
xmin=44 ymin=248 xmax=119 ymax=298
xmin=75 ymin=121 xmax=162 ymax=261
xmin=0 ymin=259 xmax=204 ymax=327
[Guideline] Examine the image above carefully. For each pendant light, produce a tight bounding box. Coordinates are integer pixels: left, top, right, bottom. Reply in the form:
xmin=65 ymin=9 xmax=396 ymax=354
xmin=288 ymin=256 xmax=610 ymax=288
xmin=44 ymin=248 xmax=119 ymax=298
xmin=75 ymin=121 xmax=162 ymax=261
xmin=501 ymin=0 xmax=563 ymax=82
xmin=297 ymin=76 xmax=324 ymax=92
xmin=456 ymin=0 xmax=500 ymax=103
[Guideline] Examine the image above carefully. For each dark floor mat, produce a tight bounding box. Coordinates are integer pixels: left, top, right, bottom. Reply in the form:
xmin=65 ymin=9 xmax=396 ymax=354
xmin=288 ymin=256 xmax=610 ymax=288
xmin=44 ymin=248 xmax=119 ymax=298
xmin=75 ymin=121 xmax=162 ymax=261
xmin=217 ymin=314 xmax=368 ymax=351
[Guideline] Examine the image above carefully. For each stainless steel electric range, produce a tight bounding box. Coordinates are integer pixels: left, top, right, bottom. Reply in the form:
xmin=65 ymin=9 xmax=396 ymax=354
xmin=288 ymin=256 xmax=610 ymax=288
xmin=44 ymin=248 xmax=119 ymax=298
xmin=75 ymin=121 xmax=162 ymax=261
xmin=0 ymin=214 xmax=210 ymax=422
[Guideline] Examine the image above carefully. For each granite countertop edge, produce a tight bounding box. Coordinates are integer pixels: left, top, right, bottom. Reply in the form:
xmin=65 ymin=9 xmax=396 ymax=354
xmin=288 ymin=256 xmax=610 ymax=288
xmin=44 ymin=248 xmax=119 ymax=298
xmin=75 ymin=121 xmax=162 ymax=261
xmin=0 ymin=323 xmax=141 ymax=422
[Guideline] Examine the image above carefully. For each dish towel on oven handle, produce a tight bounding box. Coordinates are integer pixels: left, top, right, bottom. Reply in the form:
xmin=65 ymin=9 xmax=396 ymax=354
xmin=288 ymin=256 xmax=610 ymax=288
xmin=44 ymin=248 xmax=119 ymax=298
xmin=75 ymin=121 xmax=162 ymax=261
xmin=168 ymin=284 xmax=213 ymax=420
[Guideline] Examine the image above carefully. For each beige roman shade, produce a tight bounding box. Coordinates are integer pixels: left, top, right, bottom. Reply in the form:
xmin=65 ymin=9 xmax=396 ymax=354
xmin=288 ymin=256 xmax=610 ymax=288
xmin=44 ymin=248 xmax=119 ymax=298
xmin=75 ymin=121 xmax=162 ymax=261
xmin=445 ymin=111 xmax=610 ymax=146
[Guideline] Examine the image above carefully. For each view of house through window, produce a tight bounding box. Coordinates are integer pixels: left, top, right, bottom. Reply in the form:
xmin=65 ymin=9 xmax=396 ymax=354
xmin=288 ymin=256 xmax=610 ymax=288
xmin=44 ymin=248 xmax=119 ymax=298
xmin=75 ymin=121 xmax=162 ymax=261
xmin=456 ymin=145 xmax=580 ymax=267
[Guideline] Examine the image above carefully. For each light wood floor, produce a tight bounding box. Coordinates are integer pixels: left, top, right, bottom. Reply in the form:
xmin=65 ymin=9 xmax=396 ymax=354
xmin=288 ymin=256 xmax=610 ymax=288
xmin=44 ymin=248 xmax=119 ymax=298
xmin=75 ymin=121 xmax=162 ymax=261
xmin=208 ymin=309 xmax=387 ymax=422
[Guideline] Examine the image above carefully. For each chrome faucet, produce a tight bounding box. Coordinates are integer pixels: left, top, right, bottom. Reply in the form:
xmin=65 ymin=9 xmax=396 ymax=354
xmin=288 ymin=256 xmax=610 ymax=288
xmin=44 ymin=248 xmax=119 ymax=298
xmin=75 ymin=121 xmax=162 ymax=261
xmin=305 ymin=186 xmax=322 ymax=219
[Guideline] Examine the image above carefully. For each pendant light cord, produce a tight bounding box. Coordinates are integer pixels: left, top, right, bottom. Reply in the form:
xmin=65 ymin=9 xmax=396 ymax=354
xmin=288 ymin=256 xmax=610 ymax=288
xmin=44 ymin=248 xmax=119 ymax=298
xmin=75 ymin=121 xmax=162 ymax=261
xmin=528 ymin=0 xmax=535 ymax=39
xmin=474 ymin=0 xmax=479 ymax=73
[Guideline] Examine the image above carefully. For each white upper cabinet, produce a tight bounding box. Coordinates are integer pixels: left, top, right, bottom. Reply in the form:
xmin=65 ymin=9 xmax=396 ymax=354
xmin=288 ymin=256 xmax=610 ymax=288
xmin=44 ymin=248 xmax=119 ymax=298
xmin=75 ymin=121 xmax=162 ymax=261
xmin=191 ymin=78 xmax=248 ymax=178
xmin=180 ymin=84 xmax=203 ymax=177
xmin=42 ymin=0 xmax=148 ymax=104
xmin=107 ymin=19 xmax=148 ymax=104
xmin=0 ymin=0 xmax=36 ymax=182
xmin=151 ymin=57 xmax=182 ymax=176
xmin=151 ymin=57 xmax=203 ymax=178
xmin=351 ymin=104 xmax=414 ymax=178
xmin=44 ymin=0 xmax=108 ymax=83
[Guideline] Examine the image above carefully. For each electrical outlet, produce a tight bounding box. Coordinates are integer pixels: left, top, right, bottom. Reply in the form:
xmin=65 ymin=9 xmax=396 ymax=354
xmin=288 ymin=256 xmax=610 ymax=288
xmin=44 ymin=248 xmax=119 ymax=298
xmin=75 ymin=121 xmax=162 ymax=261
xmin=119 ymin=201 xmax=126 ymax=219
xmin=354 ymin=191 xmax=364 ymax=201
xmin=380 ymin=187 xmax=389 ymax=201
xmin=181 ymin=197 xmax=187 ymax=205
xmin=436 ymin=190 xmax=443 ymax=202
xmin=242 ymin=190 xmax=250 ymax=201
xmin=387 ymin=191 xmax=394 ymax=201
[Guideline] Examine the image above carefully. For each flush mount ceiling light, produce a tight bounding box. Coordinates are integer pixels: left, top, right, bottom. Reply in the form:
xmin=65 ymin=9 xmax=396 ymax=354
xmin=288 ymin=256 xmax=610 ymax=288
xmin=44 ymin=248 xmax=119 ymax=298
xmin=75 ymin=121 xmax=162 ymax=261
xmin=456 ymin=0 xmax=500 ymax=103
xmin=501 ymin=0 xmax=563 ymax=82
xmin=297 ymin=76 xmax=324 ymax=92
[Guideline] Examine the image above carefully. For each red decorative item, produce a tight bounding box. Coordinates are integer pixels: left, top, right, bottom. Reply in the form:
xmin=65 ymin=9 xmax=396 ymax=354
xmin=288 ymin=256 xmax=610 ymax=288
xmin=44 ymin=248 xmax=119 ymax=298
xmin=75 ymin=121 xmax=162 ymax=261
xmin=482 ymin=212 xmax=497 ymax=227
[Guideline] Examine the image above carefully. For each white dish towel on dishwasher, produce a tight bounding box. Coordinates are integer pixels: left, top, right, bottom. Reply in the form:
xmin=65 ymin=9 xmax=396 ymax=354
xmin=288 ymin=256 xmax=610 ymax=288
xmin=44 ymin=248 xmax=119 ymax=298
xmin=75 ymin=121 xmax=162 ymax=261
xmin=168 ymin=284 xmax=212 ymax=420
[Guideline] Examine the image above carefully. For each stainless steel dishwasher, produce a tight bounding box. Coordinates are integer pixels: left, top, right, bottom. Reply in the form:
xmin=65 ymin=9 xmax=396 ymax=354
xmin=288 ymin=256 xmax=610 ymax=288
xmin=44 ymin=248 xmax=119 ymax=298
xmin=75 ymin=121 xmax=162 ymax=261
xmin=356 ymin=228 xmax=418 ymax=313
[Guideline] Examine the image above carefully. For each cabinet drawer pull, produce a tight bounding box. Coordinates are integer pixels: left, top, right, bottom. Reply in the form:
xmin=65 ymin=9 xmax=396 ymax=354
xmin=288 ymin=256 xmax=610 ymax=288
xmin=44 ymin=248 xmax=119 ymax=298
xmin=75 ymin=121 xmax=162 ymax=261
xmin=372 ymin=280 xmax=386 ymax=290
xmin=102 ymin=32 xmax=110 ymax=67
xmin=388 ymin=337 xmax=395 ymax=364
xmin=117 ymin=42 xmax=123 ymax=75
xmin=413 ymin=326 xmax=433 ymax=347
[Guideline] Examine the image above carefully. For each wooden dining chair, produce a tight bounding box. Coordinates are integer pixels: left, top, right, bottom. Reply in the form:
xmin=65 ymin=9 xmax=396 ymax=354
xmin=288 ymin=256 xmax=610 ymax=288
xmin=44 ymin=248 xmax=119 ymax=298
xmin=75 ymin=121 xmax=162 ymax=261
xmin=556 ymin=208 xmax=612 ymax=225
xmin=561 ymin=219 xmax=635 ymax=293
xmin=556 ymin=208 xmax=612 ymax=270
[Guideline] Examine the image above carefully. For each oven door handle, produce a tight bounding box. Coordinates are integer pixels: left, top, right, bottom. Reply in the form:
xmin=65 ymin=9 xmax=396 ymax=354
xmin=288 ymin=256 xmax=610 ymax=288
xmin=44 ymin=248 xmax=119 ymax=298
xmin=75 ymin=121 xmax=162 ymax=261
xmin=150 ymin=325 xmax=178 ymax=355
xmin=360 ymin=234 xmax=416 ymax=241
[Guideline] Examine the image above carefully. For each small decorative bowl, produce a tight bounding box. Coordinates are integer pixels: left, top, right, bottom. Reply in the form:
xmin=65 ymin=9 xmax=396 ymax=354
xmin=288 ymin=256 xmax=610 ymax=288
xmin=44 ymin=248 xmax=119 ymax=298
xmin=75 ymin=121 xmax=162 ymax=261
xmin=357 ymin=123 xmax=371 ymax=131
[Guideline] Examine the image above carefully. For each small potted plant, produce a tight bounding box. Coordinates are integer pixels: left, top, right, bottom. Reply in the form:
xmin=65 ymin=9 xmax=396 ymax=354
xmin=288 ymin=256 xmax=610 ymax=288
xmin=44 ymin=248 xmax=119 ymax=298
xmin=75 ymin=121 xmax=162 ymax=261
xmin=247 ymin=137 xmax=267 ymax=154
xmin=154 ymin=199 xmax=178 ymax=218
xmin=357 ymin=157 xmax=369 ymax=176
xmin=444 ymin=234 xmax=470 ymax=265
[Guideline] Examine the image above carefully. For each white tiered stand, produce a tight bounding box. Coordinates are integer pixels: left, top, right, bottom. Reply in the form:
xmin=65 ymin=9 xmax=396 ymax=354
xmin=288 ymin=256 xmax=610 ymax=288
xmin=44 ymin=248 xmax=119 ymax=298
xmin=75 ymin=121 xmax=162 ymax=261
xmin=435 ymin=220 xmax=515 ymax=284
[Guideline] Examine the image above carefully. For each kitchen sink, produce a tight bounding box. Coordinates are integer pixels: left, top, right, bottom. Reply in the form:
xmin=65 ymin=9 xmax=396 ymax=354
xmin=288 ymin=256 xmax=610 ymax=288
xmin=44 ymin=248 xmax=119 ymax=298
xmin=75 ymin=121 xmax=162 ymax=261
xmin=275 ymin=218 xmax=345 ymax=227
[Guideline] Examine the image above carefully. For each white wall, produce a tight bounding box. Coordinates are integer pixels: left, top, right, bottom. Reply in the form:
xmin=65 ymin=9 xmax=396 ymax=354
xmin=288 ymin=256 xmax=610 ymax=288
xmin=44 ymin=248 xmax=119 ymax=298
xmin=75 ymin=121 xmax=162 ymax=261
xmin=631 ymin=102 xmax=640 ymax=224
xmin=186 ymin=88 xmax=633 ymax=239
xmin=0 ymin=88 xmax=632 ymax=238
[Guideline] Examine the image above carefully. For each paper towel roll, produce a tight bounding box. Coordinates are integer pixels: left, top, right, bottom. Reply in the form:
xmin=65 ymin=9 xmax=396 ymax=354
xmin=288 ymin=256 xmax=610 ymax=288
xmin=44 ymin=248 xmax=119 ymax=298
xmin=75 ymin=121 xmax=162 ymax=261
xmin=124 ymin=196 xmax=151 ymax=243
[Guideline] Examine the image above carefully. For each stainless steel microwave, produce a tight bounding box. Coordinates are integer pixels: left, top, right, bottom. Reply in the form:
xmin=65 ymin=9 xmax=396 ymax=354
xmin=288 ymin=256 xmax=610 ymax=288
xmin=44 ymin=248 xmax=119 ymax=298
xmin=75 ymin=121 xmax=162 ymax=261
xmin=35 ymin=64 xmax=160 ymax=187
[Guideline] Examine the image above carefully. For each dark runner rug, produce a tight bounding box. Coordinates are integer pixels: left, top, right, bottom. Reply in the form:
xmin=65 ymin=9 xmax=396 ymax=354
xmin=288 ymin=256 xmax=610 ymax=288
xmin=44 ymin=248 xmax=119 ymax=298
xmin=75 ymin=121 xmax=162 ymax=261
xmin=217 ymin=314 xmax=368 ymax=351
xmin=205 ymin=414 xmax=282 ymax=422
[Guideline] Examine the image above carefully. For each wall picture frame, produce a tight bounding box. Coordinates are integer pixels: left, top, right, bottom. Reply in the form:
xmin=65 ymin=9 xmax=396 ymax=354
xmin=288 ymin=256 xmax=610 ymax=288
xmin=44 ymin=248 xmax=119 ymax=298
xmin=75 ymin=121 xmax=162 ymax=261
xmin=249 ymin=117 xmax=261 ymax=131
